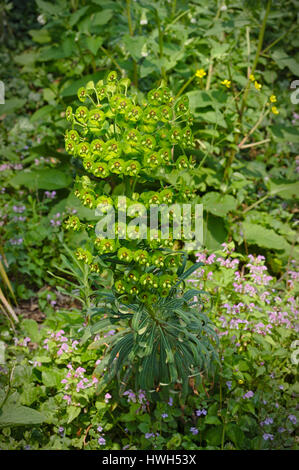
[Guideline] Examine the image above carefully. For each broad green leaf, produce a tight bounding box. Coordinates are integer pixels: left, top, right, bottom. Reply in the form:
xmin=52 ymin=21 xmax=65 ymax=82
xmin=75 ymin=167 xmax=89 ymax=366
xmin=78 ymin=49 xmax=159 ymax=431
xmin=0 ymin=405 xmax=45 ymax=427
xmin=30 ymin=105 xmax=54 ymax=122
xmin=202 ymin=192 xmax=238 ymax=217
xmin=0 ymin=98 xmax=26 ymax=115
xmin=242 ymin=222 xmax=289 ymax=251
xmin=9 ymin=169 xmax=72 ymax=190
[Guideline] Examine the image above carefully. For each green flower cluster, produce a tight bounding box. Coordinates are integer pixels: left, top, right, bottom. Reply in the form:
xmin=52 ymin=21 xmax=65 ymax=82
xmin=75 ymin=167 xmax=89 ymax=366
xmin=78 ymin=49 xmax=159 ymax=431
xmin=64 ymin=71 xmax=197 ymax=305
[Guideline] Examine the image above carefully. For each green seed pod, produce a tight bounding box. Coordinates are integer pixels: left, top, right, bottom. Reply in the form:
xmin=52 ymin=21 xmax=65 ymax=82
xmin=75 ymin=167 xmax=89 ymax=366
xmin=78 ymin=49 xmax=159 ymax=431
xmin=125 ymin=270 xmax=139 ymax=283
xmin=77 ymin=87 xmax=87 ymax=102
xmin=75 ymin=248 xmax=93 ymax=264
xmin=124 ymin=160 xmax=141 ymax=176
xmin=140 ymin=273 xmax=154 ymax=287
xmin=142 ymin=106 xmax=160 ymax=124
xmin=75 ymin=106 xmax=89 ymax=123
xmin=134 ymin=249 xmax=149 ymax=266
xmin=66 ymin=106 xmax=73 ymax=121
xmin=175 ymin=96 xmax=189 ymax=115
xmin=65 ymin=215 xmax=81 ymax=231
xmin=91 ymin=139 xmax=105 ymax=156
xmin=176 ymin=155 xmax=189 ymax=170
xmin=98 ymin=239 xmax=116 ymax=254
xmin=107 ymin=70 xmax=118 ymax=83
xmin=125 ymin=105 xmax=142 ymax=122
xmin=147 ymin=88 xmax=162 ymax=106
xmin=158 ymin=147 xmax=172 ymax=164
xmin=160 ymin=188 xmax=173 ymax=204
xmin=152 ymin=252 xmax=165 ymax=268
xmin=88 ymin=108 xmax=105 ymax=127
xmin=92 ymin=161 xmax=109 ymax=178
xmin=160 ymin=87 xmax=172 ymax=104
xmin=182 ymin=126 xmax=193 ymax=147
xmin=82 ymin=193 xmax=95 ymax=209
xmin=105 ymin=139 xmax=122 ymax=158
xmin=95 ymin=195 xmax=113 ymax=212
xmin=140 ymin=134 xmax=156 ymax=152
xmin=67 ymin=129 xmax=80 ymax=142
xmin=144 ymin=152 xmax=161 ymax=168
xmin=77 ymin=142 xmax=90 ymax=158
xmin=95 ymin=83 xmax=107 ymax=101
xmin=159 ymin=105 xmax=173 ymax=122
xmin=124 ymin=129 xmax=140 ymax=146
xmin=109 ymin=158 xmax=125 ymax=174
xmin=65 ymin=139 xmax=76 ymax=155
xmin=117 ymin=246 xmax=133 ymax=262
xmin=114 ymin=279 xmax=126 ymax=294
xmin=83 ymin=158 xmax=94 ymax=172
xmin=90 ymin=263 xmax=100 ymax=273
xmin=170 ymin=127 xmax=181 ymax=144
xmin=159 ymin=274 xmax=173 ymax=290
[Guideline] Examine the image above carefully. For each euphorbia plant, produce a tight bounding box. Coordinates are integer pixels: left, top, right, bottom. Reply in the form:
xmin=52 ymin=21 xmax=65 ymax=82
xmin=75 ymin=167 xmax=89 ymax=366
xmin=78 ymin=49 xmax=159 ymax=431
xmin=64 ymin=72 xmax=218 ymax=397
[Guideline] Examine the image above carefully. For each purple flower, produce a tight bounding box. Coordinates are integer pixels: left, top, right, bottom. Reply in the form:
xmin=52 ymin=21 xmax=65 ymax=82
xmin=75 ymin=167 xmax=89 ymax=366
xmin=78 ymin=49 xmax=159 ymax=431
xmin=97 ymin=426 xmax=103 ymax=433
xmin=190 ymin=427 xmax=199 ymax=435
xmin=243 ymin=391 xmax=254 ymax=399
xmin=105 ymin=393 xmax=112 ymax=403
xmin=196 ymin=408 xmax=207 ymax=417
xmin=98 ymin=437 xmax=106 ymax=446
xmin=261 ymin=417 xmax=273 ymax=426
xmin=168 ymin=397 xmax=173 ymax=406
xmin=263 ymin=433 xmax=274 ymax=441
xmin=161 ymin=413 xmax=168 ymax=418
xmin=63 ymin=394 xmax=71 ymax=405
xmin=45 ymin=190 xmax=56 ymax=199
xmin=123 ymin=390 xmax=136 ymax=403
xmin=288 ymin=415 xmax=297 ymax=425
xmin=226 ymin=381 xmax=232 ymax=390
xmin=278 ymin=427 xmax=285 ymax=433
xmin=145 ymin=433 xmax=155 ymax=439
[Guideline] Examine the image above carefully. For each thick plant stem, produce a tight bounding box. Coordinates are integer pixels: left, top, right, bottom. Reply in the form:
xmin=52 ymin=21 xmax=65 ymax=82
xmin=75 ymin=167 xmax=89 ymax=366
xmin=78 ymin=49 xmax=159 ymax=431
xmin=155 ymin=10 xmax=166 ymax=81
xmin=240 ymin=0 xmax=272 ymax=118
xmin=175 ymin=74 xmax=196 ymax=99
xmin=126 ymin=0 xmax=138 ymax=87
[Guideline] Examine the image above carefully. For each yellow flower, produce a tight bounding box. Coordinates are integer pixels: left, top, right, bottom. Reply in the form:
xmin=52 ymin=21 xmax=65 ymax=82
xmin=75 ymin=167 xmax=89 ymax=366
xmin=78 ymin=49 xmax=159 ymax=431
xmin=195 ymin=68 xmax=206 ymax=78
xmin=271 ymin=106 xmax=279 ymax=115
xmin=270 ymin=95 xmax=277 ymax=103
xmin=249 ymin=74 xmax=255 ymax=81
xmin=254 ymin=81 xmax=262 ymax=90
xmin=221 ymin=79 xmax=231 ymax=88
xmin=238 ymin=379 xmax=244 ymax=385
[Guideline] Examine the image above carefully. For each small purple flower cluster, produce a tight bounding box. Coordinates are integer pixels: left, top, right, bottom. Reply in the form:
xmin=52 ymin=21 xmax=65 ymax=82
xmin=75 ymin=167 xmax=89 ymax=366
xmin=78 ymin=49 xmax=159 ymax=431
xmin=9 ymin=237 xmax=23 ymax=246
xmin=50 ymin=213 xmax=62 ymax=227
xmin=43 ymin=329 xmax=79 ymax=356
xmin=0 ymin=163 xmax=23 ymax=172
xmin=45 ymin=190 xmax=56 ymax=199
xmin=190 ymin=250 xmax=298 ymax=340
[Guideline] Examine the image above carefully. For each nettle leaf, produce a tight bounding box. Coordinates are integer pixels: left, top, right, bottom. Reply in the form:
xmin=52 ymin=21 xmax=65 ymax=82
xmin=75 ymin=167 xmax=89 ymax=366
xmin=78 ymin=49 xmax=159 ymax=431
xmin=91 ymin=9 xmax=113 ymax=26
xmin=268 ymin=180 xmax=299 ymax=199
xmin=0 ymin=405 xmax=45 ymax=428
xmin=242 ymin=222 xmax=290 ymax=251
xmin=204 ymin=215 xmax=227 ymax=250
xmin=202 ymin=192 xmax=238 ymax=217
xmin=123 ymin=34 xmax=147 ymax=62
xmin=271 ymin=48 xmax=299 ymax=75
xmin=30 ymin=105 xmax=54 ymax=122
xmin=9 ymin=169 xmax=72 ymax=190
